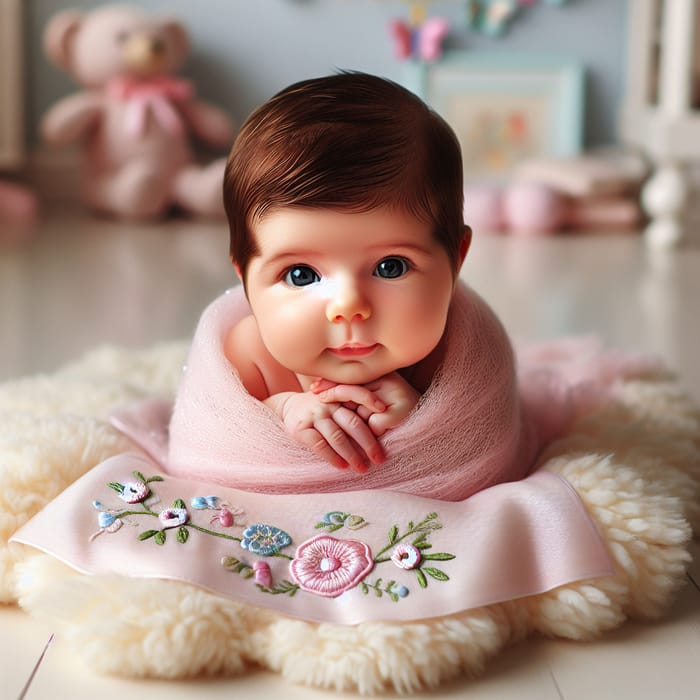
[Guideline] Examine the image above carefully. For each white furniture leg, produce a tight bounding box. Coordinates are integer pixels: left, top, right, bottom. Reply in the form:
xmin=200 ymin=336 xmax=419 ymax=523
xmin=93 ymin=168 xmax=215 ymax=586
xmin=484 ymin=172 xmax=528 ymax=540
xmin=641 ymin=162 xmax=689 ymax=247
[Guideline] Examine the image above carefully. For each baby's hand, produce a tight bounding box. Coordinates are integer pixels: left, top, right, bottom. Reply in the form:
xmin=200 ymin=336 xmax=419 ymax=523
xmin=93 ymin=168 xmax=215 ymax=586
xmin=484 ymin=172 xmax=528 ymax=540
xmin=312 ymin=372 xmax=420 ymax=436
xmin=268 ymin=391 xmax=386 ymax=473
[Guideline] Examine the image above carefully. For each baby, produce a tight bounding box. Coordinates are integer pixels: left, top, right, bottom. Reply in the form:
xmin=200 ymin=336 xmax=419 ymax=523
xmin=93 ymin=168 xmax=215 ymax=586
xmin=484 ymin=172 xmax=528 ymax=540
xmin=166 ymin=70 xmax=534 ymax=499
xmin=222 ymin=72 xmax=470 ymax=475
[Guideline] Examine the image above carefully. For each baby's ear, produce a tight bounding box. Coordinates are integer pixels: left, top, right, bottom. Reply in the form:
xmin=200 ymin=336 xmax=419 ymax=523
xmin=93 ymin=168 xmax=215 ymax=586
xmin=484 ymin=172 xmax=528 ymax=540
xmin=458 ymin=226 xmax=472 ymax=268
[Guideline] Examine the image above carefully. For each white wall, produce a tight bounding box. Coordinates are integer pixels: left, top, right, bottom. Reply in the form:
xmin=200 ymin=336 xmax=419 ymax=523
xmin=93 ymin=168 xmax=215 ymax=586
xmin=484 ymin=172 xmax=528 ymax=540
xmin=24 ymin=0 xmax=629 ymax=148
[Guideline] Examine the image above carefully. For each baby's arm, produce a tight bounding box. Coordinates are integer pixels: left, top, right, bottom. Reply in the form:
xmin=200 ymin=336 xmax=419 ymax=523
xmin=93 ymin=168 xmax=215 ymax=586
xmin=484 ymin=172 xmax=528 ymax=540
xmin=312 ymin=371 xmax=420 ymax=436
xmin=224 ymin=316 xmax=386 ymax=472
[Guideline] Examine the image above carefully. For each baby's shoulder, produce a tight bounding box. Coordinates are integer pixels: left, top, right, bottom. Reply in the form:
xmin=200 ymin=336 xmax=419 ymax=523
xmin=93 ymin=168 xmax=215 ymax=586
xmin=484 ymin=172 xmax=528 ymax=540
xmin=223 ymin=315 xmax=270 ymax=400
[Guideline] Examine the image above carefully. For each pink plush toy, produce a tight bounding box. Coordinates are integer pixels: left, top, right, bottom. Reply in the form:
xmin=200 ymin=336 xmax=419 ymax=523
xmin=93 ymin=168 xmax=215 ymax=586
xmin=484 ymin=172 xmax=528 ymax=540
xmin=41 ymin=5 xmax=235 ymax=220
xmin=0 ymin=179 xmax=39 ymax=243
xmin=465 ymin=181 xmax=642 ymax=236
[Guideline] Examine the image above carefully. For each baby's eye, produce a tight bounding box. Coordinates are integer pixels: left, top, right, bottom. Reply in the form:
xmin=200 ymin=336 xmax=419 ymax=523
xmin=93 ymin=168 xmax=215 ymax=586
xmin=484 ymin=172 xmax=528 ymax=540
xmin=374 ymin=257 xmax=409 ymax=279
xmin=284 ymin=265 xmax=320 ymax=287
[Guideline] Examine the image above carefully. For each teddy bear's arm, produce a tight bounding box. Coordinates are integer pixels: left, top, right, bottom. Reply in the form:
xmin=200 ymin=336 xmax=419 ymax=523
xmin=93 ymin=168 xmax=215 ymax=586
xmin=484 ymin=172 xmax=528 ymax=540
xmin=41 ymin=92 xmax=104 ymax=146
xmin=178 ymin=100 xmax=234 ymax=148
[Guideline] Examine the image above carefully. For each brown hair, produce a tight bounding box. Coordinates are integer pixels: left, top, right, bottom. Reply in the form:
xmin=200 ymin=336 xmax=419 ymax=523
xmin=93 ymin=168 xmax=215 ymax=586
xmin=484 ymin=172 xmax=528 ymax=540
xmin=224 ymin=72 xmax=464 ymax=282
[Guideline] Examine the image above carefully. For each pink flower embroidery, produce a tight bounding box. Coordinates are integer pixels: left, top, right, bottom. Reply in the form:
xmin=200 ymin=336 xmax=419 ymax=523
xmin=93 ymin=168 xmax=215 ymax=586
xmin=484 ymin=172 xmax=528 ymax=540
xmin=391 ymin=543 xmax=422 ymax=570
xmin=119 ymin=480 xmax=150 ymax=504
xmin=289 ymin=535 xmax=374 ymax=598
xmin=158 ymin=507 xmax=188 ymax=529
xmin=253 ymin=561 xmax=272 ymax=588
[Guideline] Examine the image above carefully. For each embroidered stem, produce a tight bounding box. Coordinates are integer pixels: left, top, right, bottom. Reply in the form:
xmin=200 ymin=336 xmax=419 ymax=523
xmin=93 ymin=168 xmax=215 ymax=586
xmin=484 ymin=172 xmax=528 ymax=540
xmin=256 ymin=580 xmax=300 ymax=597
xmin=373 ymin=512 xmax=441 ymax=562
xmin=359 ymin=577 xmax=405 ymax=602
xmin=186 ymin=522 xmax=243 ymax=542
xmin=117 ymin=509 xmax=157 ymax=519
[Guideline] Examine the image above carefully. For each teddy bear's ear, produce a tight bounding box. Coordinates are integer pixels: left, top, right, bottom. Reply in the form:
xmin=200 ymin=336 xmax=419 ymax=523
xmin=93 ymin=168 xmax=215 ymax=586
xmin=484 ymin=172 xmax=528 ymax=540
xmin=43 ymin=9 xmax=83 ymax=72
xmin=163 ymin=20 xmax=190 ymax=66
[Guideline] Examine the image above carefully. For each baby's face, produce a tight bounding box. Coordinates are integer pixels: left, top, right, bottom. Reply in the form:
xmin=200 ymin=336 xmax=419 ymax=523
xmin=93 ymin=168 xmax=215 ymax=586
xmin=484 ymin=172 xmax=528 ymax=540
xmin=244 ymin=206 xmax=456 ymax=385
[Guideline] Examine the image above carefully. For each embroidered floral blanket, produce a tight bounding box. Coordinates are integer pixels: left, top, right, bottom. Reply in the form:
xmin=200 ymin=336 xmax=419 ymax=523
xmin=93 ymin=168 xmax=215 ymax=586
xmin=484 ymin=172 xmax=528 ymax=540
xmin=12 ymin=452 xmax=614 ymax=624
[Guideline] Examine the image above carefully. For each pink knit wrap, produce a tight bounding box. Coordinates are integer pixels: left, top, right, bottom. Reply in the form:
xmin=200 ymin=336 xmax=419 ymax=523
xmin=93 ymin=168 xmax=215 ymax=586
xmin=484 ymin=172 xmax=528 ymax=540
xmin=166 ymin=284 xmax=553 ymax=500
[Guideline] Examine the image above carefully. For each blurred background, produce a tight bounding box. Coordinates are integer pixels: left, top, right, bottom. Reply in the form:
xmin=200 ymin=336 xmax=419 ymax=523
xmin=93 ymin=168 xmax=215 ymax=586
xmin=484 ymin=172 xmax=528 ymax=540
xmin=23 ymin=0 xmax=625 ymax=148
xmin=1 ymin=0 xmax=699 ymax=385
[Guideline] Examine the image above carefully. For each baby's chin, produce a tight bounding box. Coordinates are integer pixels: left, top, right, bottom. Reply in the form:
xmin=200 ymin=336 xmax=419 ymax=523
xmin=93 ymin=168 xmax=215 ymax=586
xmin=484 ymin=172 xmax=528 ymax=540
xmin=303 ymin=364 xmax=395 ymax=386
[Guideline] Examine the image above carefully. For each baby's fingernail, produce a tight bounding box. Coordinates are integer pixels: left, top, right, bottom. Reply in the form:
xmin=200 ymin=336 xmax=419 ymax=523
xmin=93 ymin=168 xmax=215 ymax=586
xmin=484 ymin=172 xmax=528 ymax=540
xmin=336 ymin=458 xmax=349 ymax=469
xmin=354 ymin=462 xmax=369 ymax=474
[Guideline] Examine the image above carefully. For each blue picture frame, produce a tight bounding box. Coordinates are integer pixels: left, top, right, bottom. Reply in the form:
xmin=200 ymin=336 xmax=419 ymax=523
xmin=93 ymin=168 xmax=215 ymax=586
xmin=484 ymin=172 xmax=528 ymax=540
xmin=402 ymin=51 xmax=585 ymax=182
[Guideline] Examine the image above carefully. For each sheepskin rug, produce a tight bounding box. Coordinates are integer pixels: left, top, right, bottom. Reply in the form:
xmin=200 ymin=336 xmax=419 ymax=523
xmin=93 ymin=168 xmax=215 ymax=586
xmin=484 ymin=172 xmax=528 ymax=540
xmin=1 ymin=342 xmax=699 ymax=695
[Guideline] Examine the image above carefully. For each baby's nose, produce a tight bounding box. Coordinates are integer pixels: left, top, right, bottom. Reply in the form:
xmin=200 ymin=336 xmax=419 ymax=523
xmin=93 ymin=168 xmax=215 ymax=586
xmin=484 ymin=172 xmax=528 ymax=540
xmin=325 ymin=281 xmax=371 ymax=323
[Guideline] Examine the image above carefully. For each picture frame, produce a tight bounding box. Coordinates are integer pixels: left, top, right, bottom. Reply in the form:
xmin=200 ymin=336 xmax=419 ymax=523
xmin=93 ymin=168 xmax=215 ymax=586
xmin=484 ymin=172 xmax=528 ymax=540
xmin=0 ymin=0 xmax=24 ymax=168
xmin=402 ymin=51 xmax=585 ymax=182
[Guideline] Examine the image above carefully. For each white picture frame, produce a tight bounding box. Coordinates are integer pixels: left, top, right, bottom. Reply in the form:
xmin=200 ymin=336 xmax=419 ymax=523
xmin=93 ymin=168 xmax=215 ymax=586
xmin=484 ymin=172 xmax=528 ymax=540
xmin=0 ymin=0 xmax=24 ymax=169
xmin=403 ymin=51 xmax=585 ymax=183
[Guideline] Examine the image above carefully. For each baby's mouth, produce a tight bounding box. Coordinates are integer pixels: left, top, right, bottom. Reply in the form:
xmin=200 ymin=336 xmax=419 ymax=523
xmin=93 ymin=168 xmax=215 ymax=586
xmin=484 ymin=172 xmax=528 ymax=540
xmin=328 ymin=343 xmax=379 ymax=358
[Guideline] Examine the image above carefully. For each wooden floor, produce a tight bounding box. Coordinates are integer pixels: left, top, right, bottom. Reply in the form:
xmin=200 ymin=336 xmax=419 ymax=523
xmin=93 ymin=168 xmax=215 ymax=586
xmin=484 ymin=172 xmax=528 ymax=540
xmin=2 ymin=209 xmax=699 ymax=699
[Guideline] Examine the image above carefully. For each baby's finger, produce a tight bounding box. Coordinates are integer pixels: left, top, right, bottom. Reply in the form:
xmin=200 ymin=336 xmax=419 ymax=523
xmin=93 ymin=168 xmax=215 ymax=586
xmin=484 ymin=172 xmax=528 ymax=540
xmin=295 ymin=426 xmax=349 ymax=470
xmin=367 ymin=412 xmax=397 ymax=437
xmin=314 ymin=416 xmax=369 ymax=473
xmin=356 ymin=405 xmax=372 ymax=421
xmin=310 ymin=378 xmax=337 ymax=393
xmin=332 ymin=406 xmax=385 ymax=466
xmin=317 ymin=385 xmax=386 ymax=413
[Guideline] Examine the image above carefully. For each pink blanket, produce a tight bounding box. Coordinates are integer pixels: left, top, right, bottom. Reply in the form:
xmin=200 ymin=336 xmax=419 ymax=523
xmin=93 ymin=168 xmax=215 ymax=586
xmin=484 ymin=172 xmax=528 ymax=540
xmin=167 ymin=284 xmax=547 ymax=498
xmin=13 ymin=284 xmax=663 ymax=623
xmin=12 ymin=452 xmax=614 ymax=624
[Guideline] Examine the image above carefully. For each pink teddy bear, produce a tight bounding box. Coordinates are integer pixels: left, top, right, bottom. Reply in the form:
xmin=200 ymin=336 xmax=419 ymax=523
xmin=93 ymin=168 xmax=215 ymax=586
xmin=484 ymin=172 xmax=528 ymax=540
xmin=41 ymin=4 xmax=235 ymax=220
xmin=0 ymin=180 xmax=38 ymax=244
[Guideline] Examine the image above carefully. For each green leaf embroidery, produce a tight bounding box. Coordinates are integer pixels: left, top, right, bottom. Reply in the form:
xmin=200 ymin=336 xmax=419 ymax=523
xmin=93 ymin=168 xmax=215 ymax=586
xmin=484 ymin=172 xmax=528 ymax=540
xmin=176 ymin=527 xmax=189 ymax=544
xmin=138 ymin=529 xmax=159 ymax=541
xmin=415 ymin=569 xmax=428 ymax=588
xmin=133 ymin=471 xmax=147 ymax=483
xmin=424 ymin=567 xmax=449 ymax=581
xmin=315 ymin=511 xmax=368 ymax=533
xmin=374 ymin=577 xmax=383 ymax=597
xmin=154 ymin=530 xmax=166 ymax=545
xmin=107 ymin=481 xmax=124 ymax=494
xmin=221 ymin=556 xmax=254 ymax=578
xmin=146 ymin=476 xmax=164 ymax=483
xmin=173 ymin=498 xmax=186 ymax=510
xmin=422 ymin=552 xmax=455 ymax=561
xmin=346 ymin=515 xmax=367 ymax=530
xmin=359 ymin=578 xmax=403 ymax=602
xmin=256 ymin=580 xmax=299 ymax=597
xmin=388 ymin=525 xmax=398 ymax=544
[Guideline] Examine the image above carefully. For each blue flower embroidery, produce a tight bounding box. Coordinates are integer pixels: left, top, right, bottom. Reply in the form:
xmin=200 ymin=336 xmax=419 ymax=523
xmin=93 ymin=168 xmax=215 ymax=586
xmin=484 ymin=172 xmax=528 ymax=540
xmin=241 ymin=524 xmax=292 ymax=556
xmin=191 ymin=496 xmax=220 ymax=510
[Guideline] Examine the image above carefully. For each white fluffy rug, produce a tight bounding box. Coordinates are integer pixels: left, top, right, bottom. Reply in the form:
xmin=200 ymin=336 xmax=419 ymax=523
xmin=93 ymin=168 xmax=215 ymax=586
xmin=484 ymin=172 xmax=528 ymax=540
xmin=1 ymin=343 xmax=699 ymax=694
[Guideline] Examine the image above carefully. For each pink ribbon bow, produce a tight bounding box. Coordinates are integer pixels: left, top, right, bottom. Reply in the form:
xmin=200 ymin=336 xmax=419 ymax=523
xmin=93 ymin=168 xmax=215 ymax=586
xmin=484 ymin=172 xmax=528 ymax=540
xmin=106 ymin=76 xmax=194 ymax=138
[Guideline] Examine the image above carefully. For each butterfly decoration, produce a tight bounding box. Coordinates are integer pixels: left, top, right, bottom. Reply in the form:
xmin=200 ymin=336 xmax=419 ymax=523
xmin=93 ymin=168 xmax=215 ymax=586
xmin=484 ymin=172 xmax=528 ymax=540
xmin=389 ymin=16 xmax=450 ymax=62
xmin=465 ymin=0 xmax=570 ymax=37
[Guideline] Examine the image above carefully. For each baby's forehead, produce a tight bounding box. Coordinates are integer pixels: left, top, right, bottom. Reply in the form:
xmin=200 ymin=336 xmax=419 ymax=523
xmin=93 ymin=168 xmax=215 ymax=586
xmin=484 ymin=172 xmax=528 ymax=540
xmin=245 ymin=208 xmax=445 ymax=282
